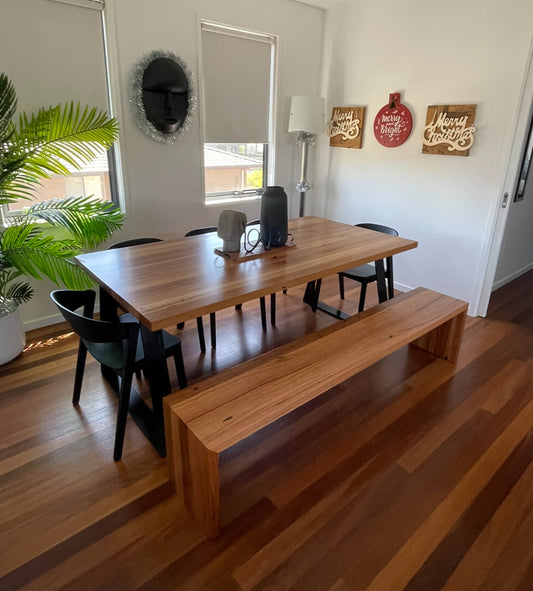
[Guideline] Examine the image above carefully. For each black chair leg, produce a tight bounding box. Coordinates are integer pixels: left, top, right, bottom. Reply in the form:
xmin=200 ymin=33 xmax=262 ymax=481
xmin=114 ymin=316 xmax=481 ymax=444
xmin=177 ymin=322 xmax=185 ymax=330
xmin=270 ymin=293 xmax=276 ymax=325
xmin=173 ymin=344 xmax=188 ymax=389
xmin=73 ymin=342 xmax=87 ymax=405
xmin=358 ymin=283 xmax=368 ymax=313
xmin=339 ymin=274 xmax=345 ymax=300
xmin=260 ymin=296 xmax=267 ymax=330
xmin=235 ymin=303 xmax=243 ymax=311
xmin=196 ymin=317 xmax=206 ymax=353
xmin=209 ymin=312 xmax=216 ymax=349
xmin=113 ymin=371 xmax=133 ymax=461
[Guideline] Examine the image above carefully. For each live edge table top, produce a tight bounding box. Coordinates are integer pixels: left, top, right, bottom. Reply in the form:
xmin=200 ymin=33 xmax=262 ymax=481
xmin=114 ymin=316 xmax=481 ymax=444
xmin=75 ymin=216 xmax=418 ymax=332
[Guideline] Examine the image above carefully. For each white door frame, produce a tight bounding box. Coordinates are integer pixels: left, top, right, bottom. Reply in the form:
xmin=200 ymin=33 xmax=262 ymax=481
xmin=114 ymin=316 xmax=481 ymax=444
xmin=477 ymin=38 xmax=533 ymax=316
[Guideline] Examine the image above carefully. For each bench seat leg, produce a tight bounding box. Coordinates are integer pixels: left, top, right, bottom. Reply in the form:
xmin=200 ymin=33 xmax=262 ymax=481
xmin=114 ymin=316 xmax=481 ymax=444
xmin=411 ymin=309 xmax=467 ymax=362
xmin=173 ymin=420 xmax=222 ymax=539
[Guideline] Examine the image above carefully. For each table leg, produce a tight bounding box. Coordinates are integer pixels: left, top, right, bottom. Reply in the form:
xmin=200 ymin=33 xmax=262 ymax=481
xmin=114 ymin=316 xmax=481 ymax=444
xmin=303 ymin=278 xmax=349 ymax=320
xmin=139 ymin=325 xmax=172 ymax=456
xmin=98 ymin=287 xmax=171 ymax=457
xmin=304 ymin=259 xmax=389 ymax=319
xmin=99 ymin=287 xmax=119 ymax=322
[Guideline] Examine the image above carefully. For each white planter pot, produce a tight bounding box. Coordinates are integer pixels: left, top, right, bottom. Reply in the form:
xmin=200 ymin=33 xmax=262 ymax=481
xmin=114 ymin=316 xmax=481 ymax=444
xmin=0 ymin=308 xmax=25 ymax=365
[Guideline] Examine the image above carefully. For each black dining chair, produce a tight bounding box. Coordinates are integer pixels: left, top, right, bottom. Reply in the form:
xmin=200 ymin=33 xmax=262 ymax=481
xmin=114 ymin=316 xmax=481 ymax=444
xmin=338 ymin=223 xmax=399 ymax=312
xmin=106 ymin=237 xmax=162 ymax=250
xmin=183 ymin=227 xmax=219 ymax=351
xmin=236 ymin=219 xmax=277 ymax=327
xmin=50 ymin=289 xmax=187 ymax=461
xmin=183 ymin=226 xmax=274 ymax=347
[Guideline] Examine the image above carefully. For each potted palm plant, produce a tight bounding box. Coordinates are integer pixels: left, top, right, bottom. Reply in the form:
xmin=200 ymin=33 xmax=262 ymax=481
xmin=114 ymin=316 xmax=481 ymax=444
xmin=0 ymin=72 xmax=124 ymax=364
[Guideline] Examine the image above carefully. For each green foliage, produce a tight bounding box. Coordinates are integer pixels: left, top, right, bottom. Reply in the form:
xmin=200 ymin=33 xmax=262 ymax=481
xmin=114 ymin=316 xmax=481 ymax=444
xmin=246 ymin=168 xmax=263 ymax=188
xmin=0 ymin=73 xmax=123 ymax=315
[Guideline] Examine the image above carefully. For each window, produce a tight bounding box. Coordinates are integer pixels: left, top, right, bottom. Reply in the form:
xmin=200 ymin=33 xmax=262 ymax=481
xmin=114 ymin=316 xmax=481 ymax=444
xmin=6 ymin=155 xmax=113 ymax=213
xmin=0 ymin=0 xmax=119 ymax=216
xmin=200 ymin=21 xmax=276 ymax=203
xmin=204 ymin=143 xmax=266 ymax=195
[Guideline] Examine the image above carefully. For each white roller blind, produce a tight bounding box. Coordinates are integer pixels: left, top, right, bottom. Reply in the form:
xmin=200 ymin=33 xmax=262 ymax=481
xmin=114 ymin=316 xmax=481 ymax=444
xmin=0 ymin=0 xmax=108 ymax=113
xmin=201 ymin=23 xmax=274 ymax=144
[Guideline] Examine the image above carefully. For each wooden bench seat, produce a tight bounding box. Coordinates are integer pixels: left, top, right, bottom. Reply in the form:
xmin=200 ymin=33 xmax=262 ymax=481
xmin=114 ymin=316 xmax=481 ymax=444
xmin=164 ymin=287 xmax=468 ymax=538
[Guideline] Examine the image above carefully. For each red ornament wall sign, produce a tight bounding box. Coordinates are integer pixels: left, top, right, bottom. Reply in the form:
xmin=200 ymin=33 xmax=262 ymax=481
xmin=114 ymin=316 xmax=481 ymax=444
xmin=373 ymin=92 xmax=412 ymax=147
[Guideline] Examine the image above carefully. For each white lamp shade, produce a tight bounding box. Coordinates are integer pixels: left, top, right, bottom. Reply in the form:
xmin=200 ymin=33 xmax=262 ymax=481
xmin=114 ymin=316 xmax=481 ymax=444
xmin=288 ymin=95 xmax=325 ymax=134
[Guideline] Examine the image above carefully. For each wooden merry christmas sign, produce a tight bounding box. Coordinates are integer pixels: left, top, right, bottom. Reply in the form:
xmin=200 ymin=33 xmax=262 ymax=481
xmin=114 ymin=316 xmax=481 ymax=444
xmin=373 ymin=93 xmax=412 ymax=147
xmin=422 ymin=104 xmax=477 ymax=156
xmin=326 ymin=106 xmax=366 ymax=149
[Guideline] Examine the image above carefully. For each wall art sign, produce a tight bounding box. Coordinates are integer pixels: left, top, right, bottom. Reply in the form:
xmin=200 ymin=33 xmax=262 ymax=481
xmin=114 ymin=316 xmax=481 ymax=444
xmin=422 ymin=104 xmax=477 ymax=156
xmin=326 ymin=106 xmax=366 ymax=149
xmin=373 ymin=92 xmax=412 ymax=147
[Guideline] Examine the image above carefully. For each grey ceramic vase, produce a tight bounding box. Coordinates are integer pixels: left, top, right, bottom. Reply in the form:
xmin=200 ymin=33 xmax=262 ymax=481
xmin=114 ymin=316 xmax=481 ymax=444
xmin=217 ymin=210 xmax=247 ymax=251
xmin=260 ymin=186 xmax=288 ymax=248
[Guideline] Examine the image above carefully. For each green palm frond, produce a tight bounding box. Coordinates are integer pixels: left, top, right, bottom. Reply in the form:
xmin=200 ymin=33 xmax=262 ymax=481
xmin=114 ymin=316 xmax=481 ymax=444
xmin=3 ymin=102 xmax=118 ymax=202
xmin=5 ymin=281 xmax=34 ymax=305
xmin=0 ymin=73 xmax=16 ymax=140
xmin=0 ymin=270 xmax=33 ymax=313
xmin=19 ymin=103 xmax=118 ymax=168
xmin=25 ymin=196 xmax=124 ymax=248
xmin=0 ymin=156 xmax=34 ymax=204
xmin=0 ymin=223 xmax=92 ymax=289
xmin=0 ymin=74 xmax=20 ymax=204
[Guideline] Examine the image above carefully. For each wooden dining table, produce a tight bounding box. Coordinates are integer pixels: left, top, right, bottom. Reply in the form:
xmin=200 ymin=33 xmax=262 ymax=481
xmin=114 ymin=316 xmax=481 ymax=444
xmin=75 ymin=216 xmax=417 ymax=455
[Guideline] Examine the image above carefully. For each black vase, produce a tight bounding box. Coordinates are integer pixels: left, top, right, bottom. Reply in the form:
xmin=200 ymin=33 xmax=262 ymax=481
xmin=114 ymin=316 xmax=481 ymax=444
xmin=260 ymin=186 xmax=288 ymax=248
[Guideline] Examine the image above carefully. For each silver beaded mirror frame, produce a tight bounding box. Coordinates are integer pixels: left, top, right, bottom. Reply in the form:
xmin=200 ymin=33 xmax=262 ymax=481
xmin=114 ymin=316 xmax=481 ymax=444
xmin=129 ymin=50 xmax=196 ymax=144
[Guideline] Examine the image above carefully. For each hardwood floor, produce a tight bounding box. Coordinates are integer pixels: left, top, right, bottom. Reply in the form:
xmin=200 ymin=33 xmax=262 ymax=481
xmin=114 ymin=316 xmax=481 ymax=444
xmin=0 ymin=273 xmax=532 ymax=590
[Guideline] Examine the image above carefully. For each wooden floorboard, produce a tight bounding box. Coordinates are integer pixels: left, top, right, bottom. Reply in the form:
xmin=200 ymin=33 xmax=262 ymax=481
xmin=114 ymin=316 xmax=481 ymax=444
xmin=0 ymin=273 xmax=532 ymax=590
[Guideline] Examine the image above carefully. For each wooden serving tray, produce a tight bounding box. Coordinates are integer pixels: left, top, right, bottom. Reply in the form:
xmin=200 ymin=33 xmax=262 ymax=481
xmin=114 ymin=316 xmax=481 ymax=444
xmin=214 ymin=240 xmax=295 ymax=262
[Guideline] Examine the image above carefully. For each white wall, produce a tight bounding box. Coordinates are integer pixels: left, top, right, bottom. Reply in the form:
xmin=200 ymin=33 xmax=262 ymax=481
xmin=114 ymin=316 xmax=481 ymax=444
xmin=13 ymin=0 xmax=325 ymax=329
xmin=314 ymin=0 xmax=533 ymax=315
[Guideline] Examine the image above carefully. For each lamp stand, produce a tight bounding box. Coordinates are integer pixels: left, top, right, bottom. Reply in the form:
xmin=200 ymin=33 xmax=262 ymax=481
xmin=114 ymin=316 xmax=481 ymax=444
xmin=295 ymin=132 xmax=315 ymax=217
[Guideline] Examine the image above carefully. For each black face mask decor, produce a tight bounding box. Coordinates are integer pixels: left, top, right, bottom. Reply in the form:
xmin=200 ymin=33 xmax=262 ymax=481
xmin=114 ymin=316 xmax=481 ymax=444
xmin=142 ymin=57 xmax=188 ymax=134
xmin=130 ymin=51 xmax=195 ymax=144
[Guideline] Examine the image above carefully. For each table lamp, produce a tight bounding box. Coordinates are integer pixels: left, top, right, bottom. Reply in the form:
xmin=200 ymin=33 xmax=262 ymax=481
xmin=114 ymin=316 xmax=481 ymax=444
xmin=288 ymin=95 xmax=325 ymax=217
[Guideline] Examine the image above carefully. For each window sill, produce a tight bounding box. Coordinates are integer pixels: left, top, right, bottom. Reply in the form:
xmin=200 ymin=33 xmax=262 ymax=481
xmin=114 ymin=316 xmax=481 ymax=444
xmin=205 ymin=194 xmax=261 ymax=206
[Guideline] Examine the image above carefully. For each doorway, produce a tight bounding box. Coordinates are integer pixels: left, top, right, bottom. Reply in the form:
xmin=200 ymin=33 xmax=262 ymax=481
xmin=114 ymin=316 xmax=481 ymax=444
xmin=478 ymin=42 xmax=533 ymax=316
xmin=493 ymin=110 xmax=533 ymax=289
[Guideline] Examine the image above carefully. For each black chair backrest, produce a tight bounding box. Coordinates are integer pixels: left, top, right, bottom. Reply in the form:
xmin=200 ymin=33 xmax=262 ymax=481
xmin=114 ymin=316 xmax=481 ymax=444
xmin=355 ymin=223 xmax=398 ymax=237
xmin=107 ymin=238 xmax=162 ymax=250
xmin=51 ymin=289 xmax=139 ymax=369
xmin=184 ymin=227 xmax=217 ymax=237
